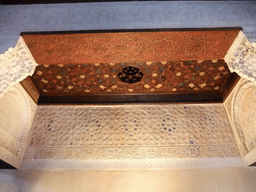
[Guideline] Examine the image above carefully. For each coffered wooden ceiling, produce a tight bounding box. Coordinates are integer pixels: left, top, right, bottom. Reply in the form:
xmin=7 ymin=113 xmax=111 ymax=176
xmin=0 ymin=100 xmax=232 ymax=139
xmin=20 ymin=28 xmax=241 ymax=104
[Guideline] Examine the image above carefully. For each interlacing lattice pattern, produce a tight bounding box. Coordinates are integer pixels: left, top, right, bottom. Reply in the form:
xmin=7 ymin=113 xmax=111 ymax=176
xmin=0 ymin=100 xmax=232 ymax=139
xmin=225 ymin=31 xmax=256 ymax=86
xmin=0 ymin=37 xmax=37 ymax=98
xmin=24 ymin=104 xmax=239 ymax=160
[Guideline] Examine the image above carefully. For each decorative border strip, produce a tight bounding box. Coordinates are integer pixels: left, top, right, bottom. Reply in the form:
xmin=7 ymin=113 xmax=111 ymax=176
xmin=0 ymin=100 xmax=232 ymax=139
xmin=21 ymin=157 xmax=244 ymax=170
xmin=24 ymin=144 xmax=240 ymax=160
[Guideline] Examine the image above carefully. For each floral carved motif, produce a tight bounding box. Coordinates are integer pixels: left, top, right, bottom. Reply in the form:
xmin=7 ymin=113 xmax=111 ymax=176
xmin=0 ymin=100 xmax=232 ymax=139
xmin=225 ymin=31 xmax=256 ymax=86
xmin=0 ymin=37 xmax=38 ymax=98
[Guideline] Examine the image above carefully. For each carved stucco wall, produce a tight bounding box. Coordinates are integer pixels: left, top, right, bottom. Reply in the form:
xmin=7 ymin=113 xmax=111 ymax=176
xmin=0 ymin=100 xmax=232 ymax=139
xmin=22 ymin=103 xmax=241 ymax=169
xmin=224 ymin=78 xmax=256 ymax=165
xmin=0 ymin=83 xmax=37 ymax=168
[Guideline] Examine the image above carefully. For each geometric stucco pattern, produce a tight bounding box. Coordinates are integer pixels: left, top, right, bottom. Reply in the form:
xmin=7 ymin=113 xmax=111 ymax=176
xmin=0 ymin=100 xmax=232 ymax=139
xmin=24 ymin=104 xmax=239 ymax=160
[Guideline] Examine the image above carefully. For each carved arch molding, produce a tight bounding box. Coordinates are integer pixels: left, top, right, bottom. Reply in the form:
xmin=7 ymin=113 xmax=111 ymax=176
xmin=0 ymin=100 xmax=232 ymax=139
xmin=229 ymin=79 xmax=256 ymax=156
xmin=0 ymin=84 xmax=33 ymax=168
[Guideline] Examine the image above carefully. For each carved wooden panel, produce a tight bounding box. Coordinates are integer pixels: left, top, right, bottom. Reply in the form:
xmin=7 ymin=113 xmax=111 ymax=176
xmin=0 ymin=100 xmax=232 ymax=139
xmin=31 ymin=59 xmax=230 ymax=96
xmin=22 ymin=29 xmax=239 ymax=64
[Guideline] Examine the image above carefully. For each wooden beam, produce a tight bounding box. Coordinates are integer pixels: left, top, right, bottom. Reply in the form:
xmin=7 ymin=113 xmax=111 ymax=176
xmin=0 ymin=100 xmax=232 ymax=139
xmin=221 ymin=72 xmax=241 ymax=102
xmin=38 ymin=92 xmax=223 ymax=105
xmin=20 ymin=76 xmax=41 ymax=104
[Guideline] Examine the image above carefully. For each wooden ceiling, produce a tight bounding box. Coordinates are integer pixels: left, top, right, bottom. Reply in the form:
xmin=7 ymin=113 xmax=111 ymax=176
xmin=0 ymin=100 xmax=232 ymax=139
xmin=20 ymin=28 xmax=241 ymax=104
xmin=22 ymin=29 xmax=238 ymax=64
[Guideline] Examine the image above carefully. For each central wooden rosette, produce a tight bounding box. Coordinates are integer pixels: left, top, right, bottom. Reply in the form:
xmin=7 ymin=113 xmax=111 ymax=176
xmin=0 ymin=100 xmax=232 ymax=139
xmin=118 ymin=66 xmax=144 ymax=84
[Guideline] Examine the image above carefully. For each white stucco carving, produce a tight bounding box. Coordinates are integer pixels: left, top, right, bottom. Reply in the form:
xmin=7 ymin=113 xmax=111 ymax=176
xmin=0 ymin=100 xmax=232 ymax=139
xmin=24 ymin=103 xmax=239 ymax=163
xmin=224 ymin=78 xmax=256 ymax=166
xmin=13 ymin=84 xmax=35 ymax=158
xmin=225 ymin=31 xmax=256 ymax=86
xmin=0 ymin=37 xmax=37 ymax=98
xmin=234 ymin=81 xmax=256 ymax=153
xmin=0 ymin=93 xmax=22 ymax=156
xmin=0 ymin=83 xmax=37 ymax=168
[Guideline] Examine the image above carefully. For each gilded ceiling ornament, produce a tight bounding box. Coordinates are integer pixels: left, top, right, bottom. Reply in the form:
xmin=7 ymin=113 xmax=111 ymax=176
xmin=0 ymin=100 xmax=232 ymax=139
xmin=118 ymin=66 xmax=143 ymax=84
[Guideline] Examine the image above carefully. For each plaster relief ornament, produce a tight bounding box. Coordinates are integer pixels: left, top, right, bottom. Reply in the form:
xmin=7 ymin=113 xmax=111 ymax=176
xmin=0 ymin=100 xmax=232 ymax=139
xmin=25 ymin=104 xmax=239 ymax=161
xmin=0 ymin=37 xmax=37 ymax=98
xmin=118 ymin=66 xmax=143 ymax=84
xmin=232 ymin=79 xmax=256 ymax=155
xmin=225 ymin=31 xmax=256 ymax=86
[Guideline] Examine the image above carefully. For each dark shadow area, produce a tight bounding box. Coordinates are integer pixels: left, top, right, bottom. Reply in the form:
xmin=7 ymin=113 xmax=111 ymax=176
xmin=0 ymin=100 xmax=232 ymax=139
xmin=20 ymin=27 xmax=243 ymax=36
xmin=38 ymin=92 xmax=223 ymax=104
xmin=0 ymin=160 xmax=16 ymax=169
